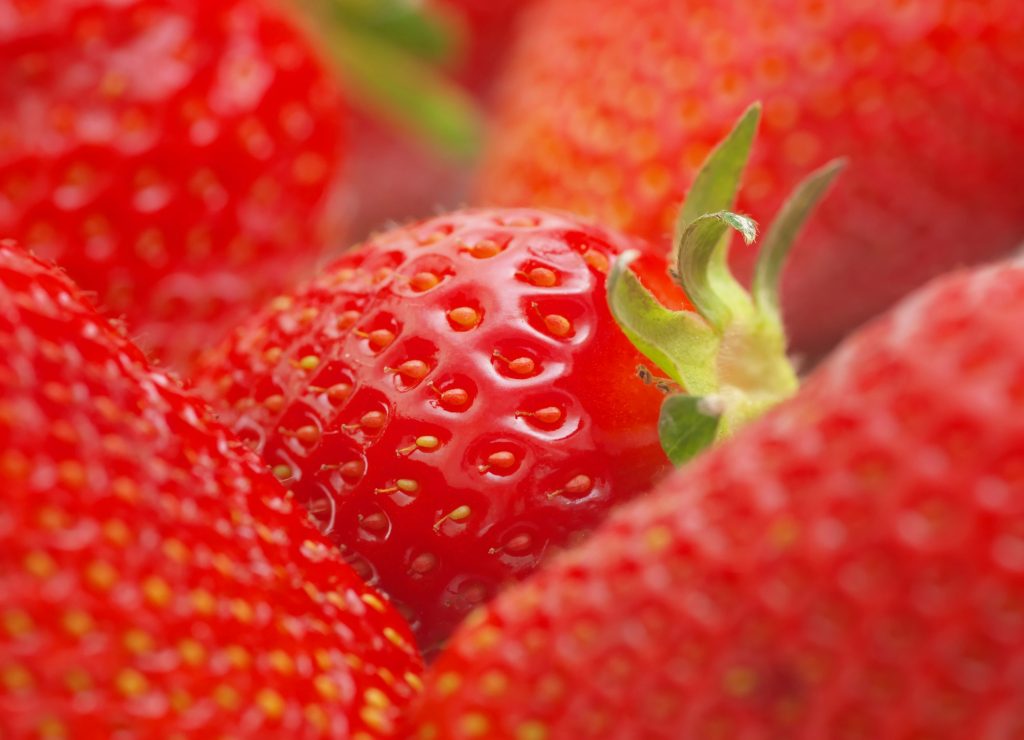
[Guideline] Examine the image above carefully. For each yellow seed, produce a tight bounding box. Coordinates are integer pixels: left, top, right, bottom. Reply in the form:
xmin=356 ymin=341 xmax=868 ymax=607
xmin=191 ymin=589 xmax=216 ymax=615
xmin=436 ymin=672 xmax=461 ymax=696
xmin=298 ymin=355 xmax=320 ymax=371
xmin=230 ymin=599 xmax=254 ymax=623
xmin=359 ymin=707 xmax=393 ymax=734
xmin=460 ymin=713 xmax=491 ymax=737
xmin=24 ymin=550 xmax=56 ymax=578
xmin=396 ymin=479 xmax=419 ymax=493
xmin=3 ymin=610 xmax=33 ymax=637
xmin=364 ymin=688 xmax=390 ymax=709
xmin=162 ymin=538 xmax=189 ymax=562
xmin=517 ymin=721 xmax=549 ymax=740
xmin=361 ymin=593 xmax=386 ymax=613
xmin=383 ymin=627 xmax=405 ymax=648
xmin=170 ymin=689 xmax=192 ymax=712
xmin=416 ymin=435 xmax=439 ymax=449
xmin=314 ymin=674 xmax=338 ymax=700
xmin=123 ymin=629 xmax=153 ymax=654
xmin=103 ymin=519 xmax=130 ymax=545
xmin=226 ymin=645 xmax=251 ymax=669
xmin=178 ymin=639 xmax=205 ymax=666
xmin=257 ymin=688 xmax=285 ymax=719
xmin=214 ymin=684 xmax=240 ymax=710
xmin=2 ymin=664 xmax=33 ymax=691
xmin=449 ymin=505 xmax=471 ymax=522
xmin=142 ymin=576 xmax=172 ymax=607
xmin=269 ymin=650 xmax=293 ymax=674
xmin=62 ymin=610 xmax=94 ymax=637
xmin=405 ymin=671 xmax=424 ymax=693
xmin=116 ymin=668 xmax=148 ymax=697
xmin=305 ymin=704 xmax=329 ymax=730
xmin=645 ymin=526 xmax=672 ymax=552
xmin=85 ymin=560 xmax=117 ymax=590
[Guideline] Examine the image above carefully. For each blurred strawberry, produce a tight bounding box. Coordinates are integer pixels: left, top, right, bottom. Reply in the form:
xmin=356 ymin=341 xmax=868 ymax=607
xmin=0 ymin=0 xmax=349 ymax=368
xmin=476 ymin=0 xmax=1024 ymax=355
xmin=0 ymin=240 xmax=422 ymax=736
xmin=0 ymin=0 xmax=480 ymax=368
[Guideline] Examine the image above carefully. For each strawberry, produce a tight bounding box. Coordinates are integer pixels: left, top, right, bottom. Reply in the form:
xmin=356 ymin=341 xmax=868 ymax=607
xmin=0 ymin=0 xmax=350 ymax=368
xmin=193 ymin=106 xmax=831 ymax=653
xmin=476 ymin=0 xmax=1024 ymax=355
xmin=415 ymin=257 xmax=1024 ymax=738
xmin=0 ymin=240 xmax=422 ymax=736
xmin=192 ymin=208 xmax=676 ymax=653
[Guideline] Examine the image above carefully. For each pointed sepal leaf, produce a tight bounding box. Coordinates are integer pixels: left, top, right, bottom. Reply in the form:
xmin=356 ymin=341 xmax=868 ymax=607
xmin=607 ymin=251 xmax=719 ymax=395
xmin=676 ymin=211 xmax=758 ymax=332
xmin=752 ymin=159 xmax=847 ymax=323
xmin=676 ymin=103 xmax=761 ymax=238
xmin=658 ymin=395 xmax=721 ymax=466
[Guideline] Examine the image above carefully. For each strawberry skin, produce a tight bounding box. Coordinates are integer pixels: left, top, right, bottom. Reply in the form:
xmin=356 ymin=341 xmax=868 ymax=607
xmin=477 ymin=0 xmax=1024 ymax=355
xmin=194 ymin=208 xmax=677 ymax=652
xmin=0 ymin=0 xmax=347 ymax=368
xmin=0 ymin=241 xmax=420 ymax=736
xmin=416 ymin=259 xmax=1024 ymax=738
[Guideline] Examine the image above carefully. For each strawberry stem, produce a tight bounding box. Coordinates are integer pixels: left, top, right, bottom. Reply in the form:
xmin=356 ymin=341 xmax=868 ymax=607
xmin=608 ymin=104 xmax=842 ymax=463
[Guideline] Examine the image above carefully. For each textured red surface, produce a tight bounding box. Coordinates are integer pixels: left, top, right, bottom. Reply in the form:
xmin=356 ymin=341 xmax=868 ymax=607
xmin=0 ymin=0 xmax=347 ymax=367
xmin=0 ymin=242 xmax=421 ymax=737
xmin=477 ymin=0 xmax=1024 ymax=355
xmin=194 ymin=208 xmax=677 ymax=652
xmin=416 ymin=259 xmax=1024 ymax=738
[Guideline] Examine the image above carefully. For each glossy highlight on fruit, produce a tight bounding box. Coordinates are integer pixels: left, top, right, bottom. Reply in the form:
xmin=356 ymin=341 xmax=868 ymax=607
xmin=194 ymin=208 xmax=678 ymax=652
xmin=0 ymin=241 xmax=420 ymax=736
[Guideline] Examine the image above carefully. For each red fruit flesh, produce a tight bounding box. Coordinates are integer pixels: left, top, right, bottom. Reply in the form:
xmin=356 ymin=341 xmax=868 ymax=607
xmin=0 ymin=242 xmax=420 ymax=736
xmin=477 ymin=0 xmax=1024 ymax=355
xmin=0 ymin=0 xmax=347 ymax=368
xmin=194 ymin=208 xmax=677 ymax=652
xmin=416 ymin=260 xmax=1024 ymax=738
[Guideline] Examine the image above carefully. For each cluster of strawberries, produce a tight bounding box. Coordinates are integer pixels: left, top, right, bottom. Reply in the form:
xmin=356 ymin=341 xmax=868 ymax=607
xmin=2 ymin=0 xmax=1023 ymax=737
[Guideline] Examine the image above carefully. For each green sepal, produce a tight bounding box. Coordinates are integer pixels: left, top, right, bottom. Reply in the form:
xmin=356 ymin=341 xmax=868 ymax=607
xmin=327 ymin=0 xmax=460 ymax=63
xmin=676 ymin=103 xmax=761 ymax=236
xmin=753 ymin=159 xmax=846 ymax=323
xmin=607 ymin=251 xmax=718 ymax=395
xmin=607 ymin=103 xmax=842 ymax=466
xmin=292 ymin=0 xmax=482 ymax=161
xmin=658 ymin=395 xmax=721 ymax=466
xmin=676 ymin=211 xmax=757 ymax=332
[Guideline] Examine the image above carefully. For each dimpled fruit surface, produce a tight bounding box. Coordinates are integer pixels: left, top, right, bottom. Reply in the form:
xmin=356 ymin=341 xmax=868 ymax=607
xmin=477 ymin=0 xmax=1024 ymax=354
xmin=0 ymin=241 xmax=421 ymax=737
xmin=194 ymin=208 xmax=677 ymax=652
xmin=0 ymin=0 xmax=347 ymax=367
xmin=415 ymin=260 xmax=1024 ymax=738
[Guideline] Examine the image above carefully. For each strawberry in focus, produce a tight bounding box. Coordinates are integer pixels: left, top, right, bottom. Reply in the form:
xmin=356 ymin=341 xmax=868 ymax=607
xmin=0 ymin=0 xmax=347 ymax=368
xmin=194 ymin=106 xmax=827 ymax=653
xmin=192 ymin=208 xmax=678 ymax=653
xmin=0 ymin=241 xmax=421 ymax=736
xmin=415 ymin=258 xmax=1024 ymax=738
xmin=477 ymin=0 xmax=1024 ymax=355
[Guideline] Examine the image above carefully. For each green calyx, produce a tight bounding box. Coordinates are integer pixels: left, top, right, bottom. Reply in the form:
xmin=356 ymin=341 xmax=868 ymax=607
xmin=290 ymin=0 xmax=482 ymax=160
xmin=608 ymin=103 xmax=844 ymax=465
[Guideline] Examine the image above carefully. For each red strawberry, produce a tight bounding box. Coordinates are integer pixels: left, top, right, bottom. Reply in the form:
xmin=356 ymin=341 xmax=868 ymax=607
xmin=0 ymin=0 xmax=347 ymax=368
xmin=0 ymin=240 xmax=421 ymax=736
xmin=193 ymin=106 xmax=826 ymax=653
xmin=415 ymin=258 xmax=1024 ymax=738
xmin=192 ymin=208 xmax=676 ymax=653
xmin=476 ymin=0 xmax=1024 ymax=355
